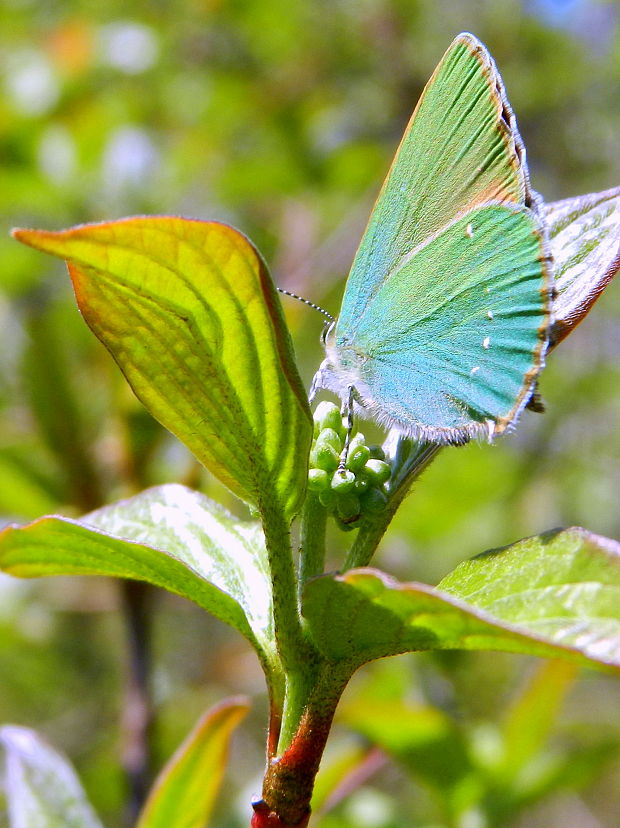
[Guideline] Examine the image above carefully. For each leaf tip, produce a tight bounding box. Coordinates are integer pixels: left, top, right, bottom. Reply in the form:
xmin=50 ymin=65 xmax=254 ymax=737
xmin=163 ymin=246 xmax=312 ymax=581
xmin=11 ymin=226 xmax=33 ymax=243
xmin=11 ymin=227 xmax=60 ymax=255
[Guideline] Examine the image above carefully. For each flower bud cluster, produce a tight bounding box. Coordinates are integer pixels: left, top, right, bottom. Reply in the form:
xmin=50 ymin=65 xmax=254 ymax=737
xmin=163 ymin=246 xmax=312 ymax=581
xmin=308 ymin=401 xmax=391 ymax=530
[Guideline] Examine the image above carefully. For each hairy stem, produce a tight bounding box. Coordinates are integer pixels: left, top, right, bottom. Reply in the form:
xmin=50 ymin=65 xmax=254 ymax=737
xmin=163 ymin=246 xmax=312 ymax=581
xmin=298 ymin=493 xmax=327 ymax=597
xmin=259 ymin=663 xmax=351 ymax=826
xmin=260 ymin=500 xmax=307 ymax=665
xmin=260 ymin=496 xmax=320 ymax=760
xmin=345 ymin=442 xmax=442 ymax=569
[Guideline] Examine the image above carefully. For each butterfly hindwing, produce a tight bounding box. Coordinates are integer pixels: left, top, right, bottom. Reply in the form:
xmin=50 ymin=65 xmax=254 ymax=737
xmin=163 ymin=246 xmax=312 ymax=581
xmin=334 ymin=205 xmax=548 ymax=441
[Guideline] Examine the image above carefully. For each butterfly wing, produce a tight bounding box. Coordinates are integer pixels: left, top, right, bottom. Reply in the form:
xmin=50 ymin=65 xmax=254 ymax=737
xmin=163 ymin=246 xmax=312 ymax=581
xmin=545 ymin=187 xmax=620 ymax=347
xmin=335 ymin=33 xmax=540 ymax=334
xmin=329 ymin=205 xmax=548 ymax=442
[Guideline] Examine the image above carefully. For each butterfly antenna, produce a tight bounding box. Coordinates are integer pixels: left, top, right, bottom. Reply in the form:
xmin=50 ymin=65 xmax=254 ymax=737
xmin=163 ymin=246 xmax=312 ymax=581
xmin=277 ymin=288 xmax=334 ymax=322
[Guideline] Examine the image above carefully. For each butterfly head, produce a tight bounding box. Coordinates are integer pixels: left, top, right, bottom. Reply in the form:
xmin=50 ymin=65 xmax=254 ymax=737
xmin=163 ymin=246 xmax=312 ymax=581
xmin=310 ymin=323 xmax=370 ymax=414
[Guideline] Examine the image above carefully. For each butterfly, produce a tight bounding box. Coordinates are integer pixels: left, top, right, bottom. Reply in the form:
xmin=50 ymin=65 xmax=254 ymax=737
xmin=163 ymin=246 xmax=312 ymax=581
xmin=311 ymin=33 xmax=553 ymax=445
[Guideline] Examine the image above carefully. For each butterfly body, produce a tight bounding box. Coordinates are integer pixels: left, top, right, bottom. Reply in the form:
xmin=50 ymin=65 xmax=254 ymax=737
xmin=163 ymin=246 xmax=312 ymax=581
xmin=312 ymin=33 xmax=553 ymax=445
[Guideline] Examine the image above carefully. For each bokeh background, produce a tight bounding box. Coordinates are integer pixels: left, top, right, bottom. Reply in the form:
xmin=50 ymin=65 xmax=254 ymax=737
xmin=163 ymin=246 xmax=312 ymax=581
xmin=1 ymin=0 xmax=620 ymax=826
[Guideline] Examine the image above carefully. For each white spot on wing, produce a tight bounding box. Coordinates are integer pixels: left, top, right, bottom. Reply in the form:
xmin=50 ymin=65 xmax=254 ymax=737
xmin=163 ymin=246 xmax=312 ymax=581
xmin=470 ymin=366 xmax=480 ymax=376
xmin=487 ymin=310 xmax=494 ymax=320
xmin=482 ymin=336 xmax=491 ymax=350
xmin=466 ymin=223 xmax=474 ymax=238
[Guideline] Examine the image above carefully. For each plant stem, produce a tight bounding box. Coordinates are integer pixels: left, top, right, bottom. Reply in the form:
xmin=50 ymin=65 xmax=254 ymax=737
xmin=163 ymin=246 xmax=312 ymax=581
xmin=259 ymin=663 xmax=351 ymax=826
xmin=119 ymin=580 xmax=154 ymax=824
xmin=276 ymin=665 xmax=317 ymax=753
xmin=260 ymin=499 xmax=315 ymax=700
xmin=344 ymin=442 xmax=442 ymax=569
xmin=298 ymin=493 xmax=327 ymax=597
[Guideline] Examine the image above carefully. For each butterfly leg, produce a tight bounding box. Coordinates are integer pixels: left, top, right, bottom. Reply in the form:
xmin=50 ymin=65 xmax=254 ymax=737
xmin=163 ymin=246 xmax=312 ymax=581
xmin=337 ymin=385 xmax=355 ymax=472
xmin=309 ymin=359 xmax=329 ymax=404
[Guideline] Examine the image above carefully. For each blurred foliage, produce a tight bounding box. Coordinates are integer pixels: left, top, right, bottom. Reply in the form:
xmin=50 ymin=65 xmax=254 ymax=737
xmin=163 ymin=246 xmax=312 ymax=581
xmin=1 ymin=0 xmax=620 ymax=825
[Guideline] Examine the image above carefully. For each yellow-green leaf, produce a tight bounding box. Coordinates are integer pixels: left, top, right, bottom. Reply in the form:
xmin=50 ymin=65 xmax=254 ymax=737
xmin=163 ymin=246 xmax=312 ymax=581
xmin=136 ymin=697 xmax=249 ymax=828
xmin=13 ymin=218 xmax=312 ymax=518
xmin=303 ymin=528 xmax=620 ymax=670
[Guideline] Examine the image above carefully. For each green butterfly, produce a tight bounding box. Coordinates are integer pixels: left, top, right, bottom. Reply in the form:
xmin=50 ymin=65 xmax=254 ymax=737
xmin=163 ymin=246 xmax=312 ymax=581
xmin=312 ymin=33 xmax=553 ymax=445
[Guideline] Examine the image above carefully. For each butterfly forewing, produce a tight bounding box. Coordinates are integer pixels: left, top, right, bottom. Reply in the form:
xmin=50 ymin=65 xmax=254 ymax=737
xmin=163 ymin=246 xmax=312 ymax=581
xmin=337 ymin=33 xmax=535 ymax=334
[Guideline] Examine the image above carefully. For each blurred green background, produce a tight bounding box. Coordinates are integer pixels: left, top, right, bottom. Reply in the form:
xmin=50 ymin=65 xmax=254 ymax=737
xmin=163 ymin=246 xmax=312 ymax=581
xmin=1 ymin=0 xmax=620 ymax=826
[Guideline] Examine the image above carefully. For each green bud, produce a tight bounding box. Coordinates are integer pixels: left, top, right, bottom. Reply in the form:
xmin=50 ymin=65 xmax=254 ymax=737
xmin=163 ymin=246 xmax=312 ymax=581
xmin=317 ymin=427 xmax=342 ymax=452
xmin=331 ymin=469 xmax=356 ymax=493
xmin=346 ymin=442 xmax=370 ymax=472
xmin=363 ymin=458 xmax=391 ymax=486
xmin=319 ymin=488 xmax=336 ymax=509
xmin=354 ymin=474 xmax=370 ymax=493
xmin=368 ymin=444 xmax=386 ymax=461
xmin=361 ymin=487 xmax=388 ymax=513
xmin=313 ymin=401 xmax=345 ymax=438
xmin=310 ymin=443 xmax=339 ymax=472
xmin=348 ymin=432 xmax=366 ymax=451
xmin=308 ymin=468 xmax=330 ymax=492
xmin=310 ymin=427 xmax=342 ymax=472
xmin=336 ymin=492 xmax=361 ymax=523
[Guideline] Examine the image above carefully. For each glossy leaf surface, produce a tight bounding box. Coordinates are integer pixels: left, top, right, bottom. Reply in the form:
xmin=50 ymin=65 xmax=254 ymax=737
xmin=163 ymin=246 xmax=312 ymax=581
xmin=0 ymin=725 xmax=103 ymax=828
xmin=137 ymin=697 xmax=249 ymax=828
xmin=13 ymin=218 xmax=312 ymax=519
xmin=303 ymin=528 xmax=620 ymax=670
xmin=0 ymin=485 xmax=276 ymax=672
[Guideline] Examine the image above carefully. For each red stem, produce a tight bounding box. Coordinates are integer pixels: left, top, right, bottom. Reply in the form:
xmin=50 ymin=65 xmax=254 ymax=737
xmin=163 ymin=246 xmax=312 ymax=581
xmin=254 ymin=673 xmax=347 ymax=827
xmin=251 ymin=799 xmax=310 ymax=828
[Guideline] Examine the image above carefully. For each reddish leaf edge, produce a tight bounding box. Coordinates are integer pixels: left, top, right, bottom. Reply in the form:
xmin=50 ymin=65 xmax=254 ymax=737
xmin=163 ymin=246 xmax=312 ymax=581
xmin=139 ymin=695 xmax=250 ymax=823
xmin=320 ymin=526 xmax=620 ymax=673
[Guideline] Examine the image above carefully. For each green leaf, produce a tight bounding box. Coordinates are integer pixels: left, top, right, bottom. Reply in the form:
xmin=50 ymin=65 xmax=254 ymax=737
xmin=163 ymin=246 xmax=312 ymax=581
xmin=0 ymin=485 xmax=278 ymax=675
xmin=439 ymin=527 xmax=620 ymax=653
xmin=136 ymin=696 xmax=250 ymax=828
xmin=310 ymin=746 xmax=384 ymax=815
xmin=0 ymin=725 xmax=104 ymax=828
xmin=498 ymin=660 xmax=577 ymax=777
xmin=0 ymin=447 xmax=61 ymax=519
xmin=303 ymin=528 xmax=620 ymax=670
xmin=339 ymin=698 xmax=471 ymax=791
xmin=13 ymin=218 xmax=312 ymax=519
xmin=545 ymin=187 xmax=620 ymax=347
